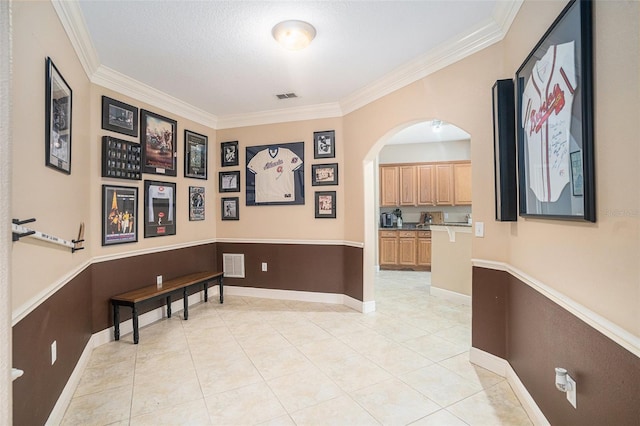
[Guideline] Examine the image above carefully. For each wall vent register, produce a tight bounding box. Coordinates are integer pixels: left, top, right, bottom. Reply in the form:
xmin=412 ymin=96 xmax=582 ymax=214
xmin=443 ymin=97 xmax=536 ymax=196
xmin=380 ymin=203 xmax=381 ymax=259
xmin=223 ymin=253 xmax=245 ymax=278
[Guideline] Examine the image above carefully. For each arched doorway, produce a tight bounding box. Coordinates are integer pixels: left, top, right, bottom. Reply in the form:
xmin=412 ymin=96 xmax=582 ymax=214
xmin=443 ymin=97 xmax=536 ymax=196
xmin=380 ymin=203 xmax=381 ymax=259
xmin=361 ymin=119 xmax=471 ymax=309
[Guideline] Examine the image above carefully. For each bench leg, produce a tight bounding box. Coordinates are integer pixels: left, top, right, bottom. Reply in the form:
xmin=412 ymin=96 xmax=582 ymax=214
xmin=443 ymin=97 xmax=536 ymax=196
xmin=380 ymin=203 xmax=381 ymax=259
xmin=183 ymin=288 xmax=189 ymax=320
xmin=203 ymin=281 xmax=209 ymax=302
xmin=166 ymin=296 xmax=172 ymax=318
xmin=219 ymin=276 xmax=224 ymax=304
xmin=113 ymin=303 xmax=120 ymax=341
xmin=132 ymin=305 xmax=139 ymax=344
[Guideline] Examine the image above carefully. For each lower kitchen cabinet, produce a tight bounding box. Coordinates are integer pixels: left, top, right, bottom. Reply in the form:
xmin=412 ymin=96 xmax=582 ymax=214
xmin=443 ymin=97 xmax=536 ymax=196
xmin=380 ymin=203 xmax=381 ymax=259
xmin=379 ymin=229 xmax=431 ymax=271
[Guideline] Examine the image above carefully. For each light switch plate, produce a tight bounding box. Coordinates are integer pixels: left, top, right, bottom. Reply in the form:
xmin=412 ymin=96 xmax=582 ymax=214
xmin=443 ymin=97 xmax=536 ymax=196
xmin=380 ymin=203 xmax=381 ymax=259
xmin=261 ymin=262 xmax=268 ymax=272
xmin=475 ymin=222 xmax=484 ymax=237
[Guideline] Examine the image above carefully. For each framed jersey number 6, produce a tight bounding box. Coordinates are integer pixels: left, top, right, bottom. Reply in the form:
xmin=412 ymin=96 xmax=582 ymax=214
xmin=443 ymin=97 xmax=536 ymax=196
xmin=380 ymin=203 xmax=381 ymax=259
xmin=515 ymin=0 xmax=595 ymax=222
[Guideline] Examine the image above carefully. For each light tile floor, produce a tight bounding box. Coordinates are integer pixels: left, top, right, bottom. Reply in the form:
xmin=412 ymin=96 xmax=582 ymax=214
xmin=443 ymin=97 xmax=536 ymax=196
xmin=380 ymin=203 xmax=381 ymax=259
xmin=61 ymin=271 xmax=532 ymax=425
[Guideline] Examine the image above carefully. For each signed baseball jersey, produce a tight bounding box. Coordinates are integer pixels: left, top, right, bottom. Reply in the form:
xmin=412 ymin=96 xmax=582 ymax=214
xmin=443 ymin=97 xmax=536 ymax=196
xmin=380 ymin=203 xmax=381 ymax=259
xmin=247 ymin=147 xmax=302 ymax=203
xmin=521 ymin=41 xmax=576 ymax=203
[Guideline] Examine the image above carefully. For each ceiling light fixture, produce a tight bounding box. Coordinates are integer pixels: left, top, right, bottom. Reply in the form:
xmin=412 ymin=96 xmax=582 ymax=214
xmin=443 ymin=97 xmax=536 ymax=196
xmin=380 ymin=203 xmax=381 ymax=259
xmin=272 ymin=20 xmax=316 ymax=51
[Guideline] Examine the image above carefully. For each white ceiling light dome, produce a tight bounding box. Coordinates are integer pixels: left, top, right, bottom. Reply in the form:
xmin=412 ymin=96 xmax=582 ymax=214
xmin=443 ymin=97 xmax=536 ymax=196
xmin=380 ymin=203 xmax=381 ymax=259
xmin=272 ymin=20 xmax=317 ymax=50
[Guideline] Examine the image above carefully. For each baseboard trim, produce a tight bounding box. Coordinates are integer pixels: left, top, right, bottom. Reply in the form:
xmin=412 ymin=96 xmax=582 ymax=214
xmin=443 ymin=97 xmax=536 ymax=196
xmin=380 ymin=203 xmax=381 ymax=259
xmin=430 ymin=286 xmax=471 ymax=305
xmin=469 ymin=347 xmax=550 ymax=426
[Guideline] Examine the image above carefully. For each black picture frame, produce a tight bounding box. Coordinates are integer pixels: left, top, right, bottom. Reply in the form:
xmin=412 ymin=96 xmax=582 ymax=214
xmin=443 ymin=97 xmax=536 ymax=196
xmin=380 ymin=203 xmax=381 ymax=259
xmin=101 ymin=96 xmax=138 ymax=137
xmin=221 ymin=197 xmax=239 ymax=221
xmin=141 ymin=109 xmax=177 ymax=176
xmin=101 ymin=136 xmax=142 ymax=180
xmin=184 ymin=129 xmax=208 ymax=179
xmin=246 ymin=142 xmax=304 ymax=206
xmin=219 ymin=170 xmax=240 ymax=193
xmin=45 ymin=57 xmax=72 ymax=174
xmin=189 ymin=186 xmax=205 ymax=221
xmin=515 ymin=0 xmax=595 ymax=222
xmin=492 ymin=79 xmax=518 ymax=222
xmin=315 ymin=191 xmax=337 ymax=219
xmin=312 ymin=163 xmax=339 ymax=186
xmin=102 ymin=184 xmax=138 ymax=246
xmin=314 ymin=130 xmax=335 ymax=159
xmin=144 ymin=180 xmax=176 ymax=237
xmin=221 ymin=141 xmax=239 ymax=167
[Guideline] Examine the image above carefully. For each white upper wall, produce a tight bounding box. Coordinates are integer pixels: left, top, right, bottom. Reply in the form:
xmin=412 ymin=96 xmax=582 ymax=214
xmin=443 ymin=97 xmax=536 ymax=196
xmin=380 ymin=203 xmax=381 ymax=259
xmin=379 ymin=140 xmax=471 ymax=164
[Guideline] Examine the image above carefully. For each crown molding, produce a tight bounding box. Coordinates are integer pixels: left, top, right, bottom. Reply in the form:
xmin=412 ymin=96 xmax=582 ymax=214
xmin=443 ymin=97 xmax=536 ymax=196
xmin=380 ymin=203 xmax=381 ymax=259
xmin=91 ymin=65 xmax=218 ymax=128
xmin=493 ymin=0 xmax=524 ymax=34
xmin=51 ymin=0 xmax=100 ymax=78
xmin=216 ymin=102 xmax=343 ymax=129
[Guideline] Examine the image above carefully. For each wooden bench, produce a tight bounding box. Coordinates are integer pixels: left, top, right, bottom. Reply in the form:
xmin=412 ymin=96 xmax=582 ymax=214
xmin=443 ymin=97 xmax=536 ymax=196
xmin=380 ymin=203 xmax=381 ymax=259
xmin=111 ymin=271 xmax=223 ymax=344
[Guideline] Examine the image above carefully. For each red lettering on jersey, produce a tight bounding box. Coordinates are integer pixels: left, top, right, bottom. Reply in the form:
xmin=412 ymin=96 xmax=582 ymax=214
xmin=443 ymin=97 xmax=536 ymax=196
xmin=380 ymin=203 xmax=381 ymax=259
xmin=529 ymin=84 xmax=566 ymax=135
xmin=277 ymin=166 xmax=283 ymax=173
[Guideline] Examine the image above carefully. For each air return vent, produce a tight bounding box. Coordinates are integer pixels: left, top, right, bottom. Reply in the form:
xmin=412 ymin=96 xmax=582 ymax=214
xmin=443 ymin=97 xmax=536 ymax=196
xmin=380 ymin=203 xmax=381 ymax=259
xmin=223 ymin=253 xmax=245 ymax=278
xmin=276 ymin=92 xmax=297 ymax=99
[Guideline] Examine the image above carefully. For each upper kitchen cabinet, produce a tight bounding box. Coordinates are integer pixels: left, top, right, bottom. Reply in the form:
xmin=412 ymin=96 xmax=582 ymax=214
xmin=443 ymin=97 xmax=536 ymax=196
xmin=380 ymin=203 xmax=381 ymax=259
xmin=417 ymin=165 xmax=436 ymax=206
xmin=380 ymin=165 xmax=399 ymax=207
xmin=399 ymin=166 xmax=417 ymax=206
xmin=453 ymin=162 xmax=472 ymax=205
xmin=435 ymin=163 xmax=454 ymax=205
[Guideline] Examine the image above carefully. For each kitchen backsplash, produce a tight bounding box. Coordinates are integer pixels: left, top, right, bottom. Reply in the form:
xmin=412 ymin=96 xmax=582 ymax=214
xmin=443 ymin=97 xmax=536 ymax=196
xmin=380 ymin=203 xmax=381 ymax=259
xmin=380 ymin=205 xmax=472 ymax=224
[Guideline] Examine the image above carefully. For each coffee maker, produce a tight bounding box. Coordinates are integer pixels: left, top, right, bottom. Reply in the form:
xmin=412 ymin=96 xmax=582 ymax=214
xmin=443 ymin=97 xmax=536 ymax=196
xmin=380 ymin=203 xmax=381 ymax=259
xmin=380 ymin=212 xmax=394 ymax=228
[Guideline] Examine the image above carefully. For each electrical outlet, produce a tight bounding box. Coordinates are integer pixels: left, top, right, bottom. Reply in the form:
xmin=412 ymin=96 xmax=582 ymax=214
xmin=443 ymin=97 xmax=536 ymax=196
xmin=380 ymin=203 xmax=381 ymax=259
xmin=51 ymin=341 xmax=57 ymax=365
xmin=566 ymin=375 xmax=577 ymax=408
xmin=261 ymin=262 xmax=268 ymax=272
xmin=156 ymin=275 xmax=163 ymax=289
xmin=475 ymin=222 xmax=484 ymax=237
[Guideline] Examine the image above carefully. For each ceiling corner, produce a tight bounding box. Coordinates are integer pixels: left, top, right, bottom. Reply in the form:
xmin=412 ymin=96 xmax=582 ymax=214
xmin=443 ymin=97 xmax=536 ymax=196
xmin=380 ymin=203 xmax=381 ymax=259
xmin=492 ymin=0 xmax=524 ymax=37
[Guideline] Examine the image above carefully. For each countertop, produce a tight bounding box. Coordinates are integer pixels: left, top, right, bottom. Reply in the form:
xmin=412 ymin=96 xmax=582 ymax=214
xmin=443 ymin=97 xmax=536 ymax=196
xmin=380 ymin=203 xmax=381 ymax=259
xmin=380 ymin=222 xmax=472 ymax=230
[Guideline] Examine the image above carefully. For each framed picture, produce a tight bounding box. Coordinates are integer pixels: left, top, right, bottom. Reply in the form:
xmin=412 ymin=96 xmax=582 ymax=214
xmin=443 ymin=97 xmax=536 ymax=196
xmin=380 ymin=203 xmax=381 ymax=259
xmin=221 ymin=197 xmax=239 ymax=221
xmin=312 ymin=163 xmax=339 ymax=186
xmin=221 ymin=141 xmax=239 ymax=167
xmin=141 ymin=109 xmax=177 ymax=176
xmin=246 ymin=142 xmax=304 ymax=206
xmin=314 ymin=130 xmax=335 ymax=159
xmin=315 ymin=191 xmax=336 ymax=219
xmin=492 ymin=79 xmax=517 ymax=222
xmin=219 ymin=170 xmax=240 ymax=193
xmin=144 ymin=180 xmax=176 ymax=237
xmin=101 ymin=96 xmax=138 ymax=137
xmin=101 ymin=136 xmax=142 ymax=180
xmin=184 ymin=130 xmax=208 ymax=179
xmin=516 ymin=0 xmax=595 ymax=222
xmin=189 ymin=186 xmax=205 ymax=221
xmin=102 ymin=184 xmax=138 ymax=246
xmin=45 ymin=57 xmax=72 ymax=174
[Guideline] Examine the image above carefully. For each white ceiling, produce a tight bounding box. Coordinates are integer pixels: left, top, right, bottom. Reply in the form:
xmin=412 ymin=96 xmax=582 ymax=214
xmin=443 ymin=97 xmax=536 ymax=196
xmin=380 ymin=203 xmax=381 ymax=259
xmin=68 ymin=0 xmax=521 ymax=127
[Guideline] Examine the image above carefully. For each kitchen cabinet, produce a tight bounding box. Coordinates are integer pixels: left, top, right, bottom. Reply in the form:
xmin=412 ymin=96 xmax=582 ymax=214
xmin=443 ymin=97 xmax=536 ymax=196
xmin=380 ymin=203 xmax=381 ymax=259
xmin=399 ymin=166 xmax=417 ymax=206
xmin=435 ymin=163 xmax=454 ymax=205
xmin=417 ymin=165 xmax=435 ymax=206
xmin=453 ymin=163 xmax=472 ymax=205
xmin=380 ymin=166 xmax=399 ymax=207
xmin=379 ymin=229 xmax=430 ymax=271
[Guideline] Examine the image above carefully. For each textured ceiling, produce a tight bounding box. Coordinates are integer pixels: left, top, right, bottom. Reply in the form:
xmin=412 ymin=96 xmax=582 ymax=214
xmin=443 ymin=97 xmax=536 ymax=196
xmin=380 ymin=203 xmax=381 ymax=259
xmin=77 ymin=0 xmax=505 ymax=121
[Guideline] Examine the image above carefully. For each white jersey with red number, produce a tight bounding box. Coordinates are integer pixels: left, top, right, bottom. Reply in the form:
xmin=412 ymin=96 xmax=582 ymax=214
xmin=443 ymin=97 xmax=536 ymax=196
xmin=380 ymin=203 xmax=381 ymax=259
xmin=247 ymin=147 xmax=302 ymax=203
xmin=521 ymin=41 xmax=576 ymax=203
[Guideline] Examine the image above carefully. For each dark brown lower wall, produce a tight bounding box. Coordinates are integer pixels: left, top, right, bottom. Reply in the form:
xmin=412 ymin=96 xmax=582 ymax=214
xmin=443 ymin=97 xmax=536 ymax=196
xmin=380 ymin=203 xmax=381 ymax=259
xmin=13 ymin=267 xmax=93 ymax=426
xmin=472 ymin=266 xmax=640 ymax=425
xmin=216 ymin=243 xmax=364 ymax=301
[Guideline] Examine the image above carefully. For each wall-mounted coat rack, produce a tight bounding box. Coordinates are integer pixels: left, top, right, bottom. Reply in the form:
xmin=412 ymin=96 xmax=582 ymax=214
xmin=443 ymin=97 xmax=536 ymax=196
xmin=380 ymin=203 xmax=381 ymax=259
xmin=12 ymin=218 xmax=85 ymax=253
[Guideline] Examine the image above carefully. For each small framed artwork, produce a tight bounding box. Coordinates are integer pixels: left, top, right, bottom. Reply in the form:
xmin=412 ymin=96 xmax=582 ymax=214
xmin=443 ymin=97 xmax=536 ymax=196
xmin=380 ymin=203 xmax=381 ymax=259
xmin=141 ymin=109 xmax=177 ymax=176
xmin=45 ymin=57 xmax=72 ymax=174
xmin=314 ymin=130 xmax=335 ymax=159
xmin=219 ymin=170 xmax=240 ymax=193
xmin=102 ymin=184 xmax=138 ymax=246
xmin=221 ymin=197 xmax=239 ymax=221
xmin=184 ymin=129 xmax=208 ymax=179
xmin=101 ymin=96 xmax=138 ymax=137
xmin=221 ymin=141 xmax=239 ymax=167
xmin=144 ymin=180 xmax=176 ymax=237
xmin=492 ymin=79 xmax=517 ymax=222
xmin=516 ymin=0 xmax=595 ymax=221
xmin=315 ymin=191 xmax=337 ymax=219
xmin=312 ymin=163 xmax=339 ymax=186
xmin=189 ymin=186 xmax=205 ymax=221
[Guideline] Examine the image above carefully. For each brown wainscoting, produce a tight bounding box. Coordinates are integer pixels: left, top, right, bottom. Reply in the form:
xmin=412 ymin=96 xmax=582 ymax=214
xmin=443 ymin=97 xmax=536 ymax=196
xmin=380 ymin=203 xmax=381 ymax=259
xmin=472 ymin=266 xmax=640 ymax=425
xmin=216 ymin=242 xmax=363 ymax=301
xmin=471 ymin=267 xmax=507 ymax=358
xmin=91 ymin=243 xmax=217 ymax=333
xmin=13 ymin=267 xmax=93 ymax=426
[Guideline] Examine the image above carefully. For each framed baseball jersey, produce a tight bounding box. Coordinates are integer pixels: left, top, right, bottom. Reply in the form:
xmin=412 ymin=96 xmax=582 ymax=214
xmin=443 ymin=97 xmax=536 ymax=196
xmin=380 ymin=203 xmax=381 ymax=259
xmin=246 ymin=142 xmax=304 ymax=206
xmin=515 ymin=0 xmax=595 ymax=222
